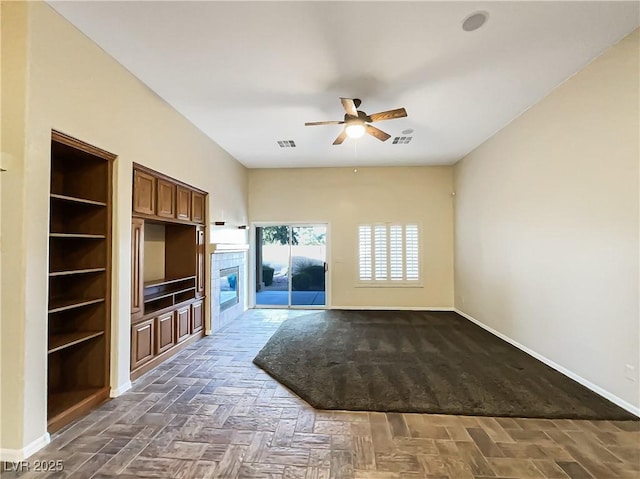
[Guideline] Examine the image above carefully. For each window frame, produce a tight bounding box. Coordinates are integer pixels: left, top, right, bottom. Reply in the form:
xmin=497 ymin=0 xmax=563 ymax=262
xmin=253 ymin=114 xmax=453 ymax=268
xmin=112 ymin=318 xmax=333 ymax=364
xmin=356 ymin=223 xmax=423 ymax=288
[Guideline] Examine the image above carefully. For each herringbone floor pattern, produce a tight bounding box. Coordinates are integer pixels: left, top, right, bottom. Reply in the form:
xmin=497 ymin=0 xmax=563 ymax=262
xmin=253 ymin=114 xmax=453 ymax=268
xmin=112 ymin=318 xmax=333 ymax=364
xmin=6 ymin=309 xmax=639 ymax=478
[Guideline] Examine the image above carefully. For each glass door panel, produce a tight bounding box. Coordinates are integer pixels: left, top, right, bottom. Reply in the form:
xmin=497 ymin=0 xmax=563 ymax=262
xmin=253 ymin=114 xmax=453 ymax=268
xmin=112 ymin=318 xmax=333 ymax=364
xmin=291 ymin=225 xmax=326 ymax=307
xmin=255 ymin=226 xmax=290 ymax=306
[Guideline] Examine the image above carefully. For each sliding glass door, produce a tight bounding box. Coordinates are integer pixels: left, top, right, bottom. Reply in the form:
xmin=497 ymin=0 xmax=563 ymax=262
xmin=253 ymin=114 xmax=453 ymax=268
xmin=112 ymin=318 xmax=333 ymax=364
xmin=291 ymin=225 xmax=327 ymax=306
xmin=255 ymin=224 xmax=327 ymax=308
xmin=256 ymin=225 xmax=290 ymax=306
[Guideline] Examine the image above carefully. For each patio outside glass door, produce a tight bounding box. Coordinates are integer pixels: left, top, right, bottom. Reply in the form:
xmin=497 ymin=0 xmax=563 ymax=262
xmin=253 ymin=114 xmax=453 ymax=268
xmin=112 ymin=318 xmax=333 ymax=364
xmin=255 ymin=224 xmax=327 ymax=308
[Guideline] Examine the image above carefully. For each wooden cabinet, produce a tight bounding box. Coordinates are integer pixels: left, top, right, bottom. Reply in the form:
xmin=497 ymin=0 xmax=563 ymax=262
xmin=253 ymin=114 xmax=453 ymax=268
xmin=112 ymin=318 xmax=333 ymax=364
xmin=47 ymin=131 xmax=114 ymax=432
xmin=131 ymin=218 xmax=144 ymax=320
xmin=132 ymin=164 xmax=205 ymax=225
xmin=130 ymin=164 xmax=207 ymax=379
xmin=133 ymin=170 xmax=155 ymax=215
xmin=131 ymin=319 xmax=154 ymax=369
xmin=196 ymin=226 xmax=205 ymax=298
xmin=156 ymin=312 xmax=175 ymax=354
xmin=192 ymin=300 xmax=204 ymax=333
xmin=176 ymin=186 xmax=191 ymax=220
xmin=191 ymin=191 xmax=205 ymax=223
xmin=157 ymin=179 xmax=176 ymax=218
xmin=176 ymin=305 xmax=191 ymax=343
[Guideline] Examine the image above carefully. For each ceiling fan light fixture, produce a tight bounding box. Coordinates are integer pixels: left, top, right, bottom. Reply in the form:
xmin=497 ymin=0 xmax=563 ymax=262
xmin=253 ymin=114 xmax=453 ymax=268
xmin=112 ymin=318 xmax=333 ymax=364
xmin=345 ymin=123 xmax=366 ymax=139
xmin=306 ymin=98 xmax=406 ymax=145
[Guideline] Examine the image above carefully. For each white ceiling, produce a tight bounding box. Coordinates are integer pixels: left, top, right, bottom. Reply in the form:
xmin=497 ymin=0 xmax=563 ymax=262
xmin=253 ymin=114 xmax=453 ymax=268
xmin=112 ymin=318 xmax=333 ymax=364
xmin=49 ymin=1 xmax=639 ymax=168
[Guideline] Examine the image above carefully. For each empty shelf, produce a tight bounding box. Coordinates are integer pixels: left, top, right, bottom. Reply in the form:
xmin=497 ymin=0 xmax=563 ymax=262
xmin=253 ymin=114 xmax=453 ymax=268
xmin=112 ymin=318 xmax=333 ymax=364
xmin=50 ymin=233 xmax=106 ymax=239
xmin=49 ymin=268 xmax=106 ymax=277
xmin=48 ymin=297 xmax=105 ymax=314
xmin=48 ymin=331 xmax=104 ymax=354
xmin=50 ymin=193 xmax=107 ymax=207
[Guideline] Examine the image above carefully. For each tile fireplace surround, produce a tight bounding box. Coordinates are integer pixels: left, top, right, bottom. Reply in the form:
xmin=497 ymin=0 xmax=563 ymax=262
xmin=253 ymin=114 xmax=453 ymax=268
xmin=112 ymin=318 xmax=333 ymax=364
xmin=210 ymin=250 xmax=247 ymax=332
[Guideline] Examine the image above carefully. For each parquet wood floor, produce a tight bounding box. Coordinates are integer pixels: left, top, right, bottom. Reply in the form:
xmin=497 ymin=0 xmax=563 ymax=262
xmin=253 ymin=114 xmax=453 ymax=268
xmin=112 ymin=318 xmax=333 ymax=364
xmin=6 ymin=309 xmax=639 ymax=478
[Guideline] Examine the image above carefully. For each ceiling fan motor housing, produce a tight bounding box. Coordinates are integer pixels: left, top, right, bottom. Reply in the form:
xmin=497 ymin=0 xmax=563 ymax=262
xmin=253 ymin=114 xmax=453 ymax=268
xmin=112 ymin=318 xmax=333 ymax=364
xmin=344 ymin=111 xmax=371 ymax=123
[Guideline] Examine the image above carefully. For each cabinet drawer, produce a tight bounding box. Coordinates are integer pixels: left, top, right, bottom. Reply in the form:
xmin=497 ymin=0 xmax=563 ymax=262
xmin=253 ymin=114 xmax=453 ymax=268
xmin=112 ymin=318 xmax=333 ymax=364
xmin=157 ymin=179 xmax=176 ymax=219
xmin=133 ymin=170 xmax=156 ymax=215
xmin=191 ymin=300 xmax=204 ymax=333
xmin=156 ymin=311 xmax=175 ymax=354
xmin=176 ymin=186 xmax=191 ymax=220
xmin=176 ymin=305 xmax=191 ymax=343
xmin=191 ymin=191 xmax=205 ymax=223
xmin=131 ymin=319 xmax=154 ymax=369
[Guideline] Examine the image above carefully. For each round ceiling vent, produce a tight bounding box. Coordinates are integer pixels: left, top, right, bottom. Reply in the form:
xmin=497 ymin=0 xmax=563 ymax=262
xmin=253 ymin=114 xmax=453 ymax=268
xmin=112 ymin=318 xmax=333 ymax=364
xmin=462 ymin=11 xmax=489 ymax=32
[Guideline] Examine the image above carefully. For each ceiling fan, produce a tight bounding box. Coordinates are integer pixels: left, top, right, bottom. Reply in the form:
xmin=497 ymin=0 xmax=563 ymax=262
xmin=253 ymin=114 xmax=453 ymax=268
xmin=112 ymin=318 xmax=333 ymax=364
xmin=305 ymin=98 xmax=408 ymax=145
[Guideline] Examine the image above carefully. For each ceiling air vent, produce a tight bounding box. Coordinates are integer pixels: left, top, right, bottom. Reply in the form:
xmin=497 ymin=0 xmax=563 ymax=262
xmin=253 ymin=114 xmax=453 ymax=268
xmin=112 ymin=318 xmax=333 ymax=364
xmin=277 ymin=140 xmax=296 ymax=148
xmin=392 ymin=136 xmax=412 ymax=144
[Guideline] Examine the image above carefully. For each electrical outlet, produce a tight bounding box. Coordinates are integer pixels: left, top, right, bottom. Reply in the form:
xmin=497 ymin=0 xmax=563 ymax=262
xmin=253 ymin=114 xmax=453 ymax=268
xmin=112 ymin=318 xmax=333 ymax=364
xmin=625 ymin=364 xmax=636 ymax=381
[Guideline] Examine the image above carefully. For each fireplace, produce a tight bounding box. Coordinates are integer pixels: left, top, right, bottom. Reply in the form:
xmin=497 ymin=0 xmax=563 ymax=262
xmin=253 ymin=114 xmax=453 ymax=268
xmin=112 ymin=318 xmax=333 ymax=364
xmin=220 ymin=266 xmax=239 ymax=311
xmin=211 ymin=251 xmax=246 ymax=333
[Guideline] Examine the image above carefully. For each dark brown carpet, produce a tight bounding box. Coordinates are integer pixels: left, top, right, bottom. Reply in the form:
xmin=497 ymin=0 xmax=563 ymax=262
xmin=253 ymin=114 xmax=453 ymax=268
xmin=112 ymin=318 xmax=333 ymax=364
xmin=253 ymin=310 xmax=637 ymax=420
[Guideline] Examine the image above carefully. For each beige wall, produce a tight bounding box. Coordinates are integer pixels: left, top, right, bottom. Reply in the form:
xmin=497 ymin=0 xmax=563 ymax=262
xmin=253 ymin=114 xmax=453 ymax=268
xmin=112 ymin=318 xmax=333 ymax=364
xmin=454 ymin=30 xmax=639 ymax=409
xmin=1 ymin=2 xmax=248 ymax=453
xmin=1 ymin=1 xmax=30 ymax=451
xmin=249 ymin=167 xmax=454 ymax=308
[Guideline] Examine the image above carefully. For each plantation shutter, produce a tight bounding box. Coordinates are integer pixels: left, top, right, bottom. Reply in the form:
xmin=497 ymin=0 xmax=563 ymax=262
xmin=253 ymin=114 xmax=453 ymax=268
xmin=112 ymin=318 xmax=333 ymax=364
xmin=405 ymin=224 xmax=419 ymax=280
xmin=358 ymin=224 xmax=419 ymax=283
xmin=358 ymin=226 xmax=372 ymax=281
xmin=389 ymin=225 xmax=403 ymax=280
xmin=374 ymin=225 xmax=387 ymax=280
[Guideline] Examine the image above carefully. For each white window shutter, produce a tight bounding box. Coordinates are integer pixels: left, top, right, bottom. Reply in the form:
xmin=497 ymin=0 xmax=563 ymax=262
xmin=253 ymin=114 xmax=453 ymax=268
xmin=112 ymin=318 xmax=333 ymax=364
xmin=374 ymin=225 xmax=387 ymax=280
xmin=405 ymin=224 xmax=419 ymax=280
xmin=358 ymin=226 xmax=372 ymax=281
xmin=389 ymin=225 xmax=403 ymax=280
xmin=358 ymin=223 xmax=419 ymax=283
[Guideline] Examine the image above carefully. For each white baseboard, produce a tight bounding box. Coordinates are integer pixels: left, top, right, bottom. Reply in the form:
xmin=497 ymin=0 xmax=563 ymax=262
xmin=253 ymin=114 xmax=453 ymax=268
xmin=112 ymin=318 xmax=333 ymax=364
xmin=331 ymin=306 xmax=455 ymax=311
xmin=110 ymin=381 xmax=132 ymax=398
xmin=205 ymin=329 xmax=212 ymax=335
xmin=0 ymin=433 xmax=50 ymax=461
xmin=454 ymin=308 xmax=640 ymax=418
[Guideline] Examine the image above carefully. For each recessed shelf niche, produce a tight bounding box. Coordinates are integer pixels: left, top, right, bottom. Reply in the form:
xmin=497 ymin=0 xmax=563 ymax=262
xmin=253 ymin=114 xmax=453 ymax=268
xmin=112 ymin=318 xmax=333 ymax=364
xmin=46 ymin=131 xmax=113 ymax=433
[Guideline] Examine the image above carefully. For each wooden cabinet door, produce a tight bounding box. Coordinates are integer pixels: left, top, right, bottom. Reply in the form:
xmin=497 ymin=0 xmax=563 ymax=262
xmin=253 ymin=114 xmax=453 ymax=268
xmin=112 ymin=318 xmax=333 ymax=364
xmin=131 ymin=218 xmax=144 ymax=320
xmin=196 ymin=226 xmax=205 ymax=298
xmin=157 ymin=179 xmax=176 ymax=218
xmin=191 ymin=300 xmax=204 ymax=333
xmin=131 ymin=319 xmax=154 ymax=370
xmin=133 ymin=170 xmax=156 ymax=215
xmin=176 ymin=305 xmax=191 ymax=343
xmin=191 ymin=191 xmax=205 ymax=223
xmin=156 ymin=311 xmax=175 ymax=354
xmin=176 ymin=186 xmax=191 ymax=221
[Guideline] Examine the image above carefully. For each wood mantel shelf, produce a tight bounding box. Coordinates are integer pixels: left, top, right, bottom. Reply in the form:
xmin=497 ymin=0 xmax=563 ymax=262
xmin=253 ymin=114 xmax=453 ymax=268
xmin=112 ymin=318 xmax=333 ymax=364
xmin=211 ymin=243 xmax=249 ymax=253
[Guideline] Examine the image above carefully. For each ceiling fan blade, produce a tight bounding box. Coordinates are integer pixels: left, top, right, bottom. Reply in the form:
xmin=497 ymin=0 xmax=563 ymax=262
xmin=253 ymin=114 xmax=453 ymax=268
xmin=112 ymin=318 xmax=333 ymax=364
xmin=340 ymin=98 xmax=358 ymax=117
xmin=305 ymin=120 xmax=344 ymax=126
xmin=333 ymin=129 xmax=347 ymax=145
xmin=365 ymin=124 xmax=391 ymax=142
xmin=368 ymin=108 xmax=407 ymax=122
